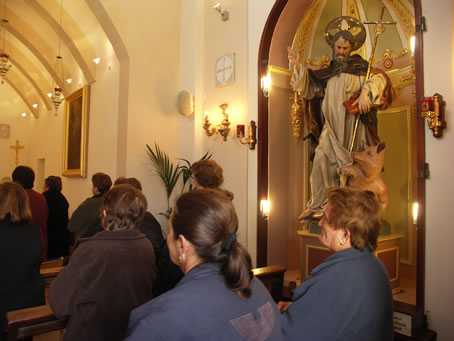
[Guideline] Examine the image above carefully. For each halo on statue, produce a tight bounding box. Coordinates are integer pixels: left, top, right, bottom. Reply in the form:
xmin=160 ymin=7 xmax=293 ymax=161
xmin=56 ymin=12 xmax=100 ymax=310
xmin=324 ymin=16 xmax=366 ymax=51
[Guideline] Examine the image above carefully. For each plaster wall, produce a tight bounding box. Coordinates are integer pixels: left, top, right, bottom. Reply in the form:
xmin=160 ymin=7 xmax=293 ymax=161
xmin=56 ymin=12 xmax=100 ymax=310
xmin=0 ymin=98 xmax=30 ymax=180
xmin=95 ymin=1 xmax=182 ymax=224
xmin=421 ymin=0 xmax=454 ymax=339
xmin=23 ymin=51 xmax=120 ymax=214
xmin=194 ymin=0 xmax=250 ymax=248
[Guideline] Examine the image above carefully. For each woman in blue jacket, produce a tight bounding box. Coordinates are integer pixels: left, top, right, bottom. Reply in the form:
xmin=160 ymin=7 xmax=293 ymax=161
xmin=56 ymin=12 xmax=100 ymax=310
xmin=125 ymin=189 xmax=282 ymax=341
xmin=279 ymin=187 xmax=394 ymax=341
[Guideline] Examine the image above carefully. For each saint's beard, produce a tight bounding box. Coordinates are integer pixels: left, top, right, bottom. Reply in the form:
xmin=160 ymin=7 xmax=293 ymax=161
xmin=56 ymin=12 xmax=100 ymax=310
xmin=332 ymin=52 xmax=351 ymax=71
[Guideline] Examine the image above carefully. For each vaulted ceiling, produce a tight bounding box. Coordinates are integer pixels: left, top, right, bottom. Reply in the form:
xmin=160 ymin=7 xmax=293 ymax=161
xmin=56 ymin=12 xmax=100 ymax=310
xmin=0 ymin=0 xmax=113 ymax=118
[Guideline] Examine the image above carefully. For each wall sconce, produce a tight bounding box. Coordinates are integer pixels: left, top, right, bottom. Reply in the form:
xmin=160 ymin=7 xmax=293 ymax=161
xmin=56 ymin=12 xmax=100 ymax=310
xmin=236 ymin=121 xmax=257 ymax=150
xmin=412 ymin=202 xmax=419 ymax=226
xmin=260 ymin=199 xmax=270 ymax=221
xmin=421 ymin=93 xmax=446 ymax=137
xmin=213 ymin=3 xmax=229 ymax=21
xmin=261 ymin=74 xmax=271 ymax=97
xmin=203 ymin=103 xmax=231 ymax=141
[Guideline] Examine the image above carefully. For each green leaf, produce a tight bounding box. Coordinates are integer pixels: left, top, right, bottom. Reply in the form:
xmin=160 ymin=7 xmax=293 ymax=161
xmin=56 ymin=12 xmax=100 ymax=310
xmin=146 ymin=143 xmax=182 ymax=203
xmin=146 ymin=144 xmax=212 ymax=214
xmin=177 ymin=152 xmax=212 ymax=193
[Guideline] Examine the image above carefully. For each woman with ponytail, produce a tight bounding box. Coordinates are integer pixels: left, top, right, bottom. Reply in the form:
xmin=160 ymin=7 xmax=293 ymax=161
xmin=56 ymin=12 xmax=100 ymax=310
xmin=125 ymin=189 xmax=282 ymax=341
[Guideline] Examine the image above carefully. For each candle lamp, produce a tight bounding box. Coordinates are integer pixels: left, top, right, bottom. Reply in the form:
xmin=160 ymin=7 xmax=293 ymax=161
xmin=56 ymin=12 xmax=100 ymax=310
xmin=203 ymin=103 xmax=231 ymax=141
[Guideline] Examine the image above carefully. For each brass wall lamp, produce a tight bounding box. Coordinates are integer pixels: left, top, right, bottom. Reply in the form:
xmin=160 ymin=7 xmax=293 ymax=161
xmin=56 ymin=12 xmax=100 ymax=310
xmin=421 ymin=93 xmax=446 ymax=138
xmin=236 ymin=121 xmax=257 ymax=150
xmin=203 ymin=103 xmax=231 ymax=141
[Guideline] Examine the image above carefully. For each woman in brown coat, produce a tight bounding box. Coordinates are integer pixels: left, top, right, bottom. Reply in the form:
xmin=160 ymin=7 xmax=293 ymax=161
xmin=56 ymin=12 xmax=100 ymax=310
xmin=49 ymin=184 xmax=157 ymax=341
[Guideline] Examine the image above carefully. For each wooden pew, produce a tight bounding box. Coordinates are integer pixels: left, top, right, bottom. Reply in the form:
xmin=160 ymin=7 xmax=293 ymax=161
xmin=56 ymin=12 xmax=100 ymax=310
xmin=252 ymin=265 xmax=287 ymax=302
xmin=40 ymin=266 xmax=64 ymax=289
xmin=5 ymin=305 xmax=66 ymax=341
xmin=40 ymin=257 xmax=65 ymax=289
xmin=4 ymin=264 xmax=287 ymax=340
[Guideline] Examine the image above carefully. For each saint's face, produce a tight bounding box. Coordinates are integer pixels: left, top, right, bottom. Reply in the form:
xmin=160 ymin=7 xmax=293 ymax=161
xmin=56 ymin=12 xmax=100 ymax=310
xmin=318 ymin=203 xmax=344 ymax=252
xmin=334 ymin=37 xmax=352 ymax=59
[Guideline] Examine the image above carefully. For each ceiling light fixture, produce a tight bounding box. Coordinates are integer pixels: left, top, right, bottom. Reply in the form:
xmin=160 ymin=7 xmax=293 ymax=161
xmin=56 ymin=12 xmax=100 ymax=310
xmin=0 ymin=0 xmax=12 ymax=84
xmin=92 ymin=57 xmax=101 ymax=64
xmin=32 ymin=103 xmax=38 ymax=108
xmin=50 ymin=0 xmax=65 ymax=116
xmin=66 ymin=78 xmax=72 ymax=84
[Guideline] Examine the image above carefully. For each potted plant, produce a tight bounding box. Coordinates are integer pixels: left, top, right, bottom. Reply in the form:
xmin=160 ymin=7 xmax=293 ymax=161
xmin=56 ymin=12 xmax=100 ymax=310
xmin=146 ymin=143 xmax=211 ymax=218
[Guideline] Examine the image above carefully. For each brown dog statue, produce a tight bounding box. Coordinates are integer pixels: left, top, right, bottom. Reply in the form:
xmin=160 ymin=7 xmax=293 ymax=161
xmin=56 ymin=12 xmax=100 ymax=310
xmin=340 ymin=141 xmax=388 ymax=211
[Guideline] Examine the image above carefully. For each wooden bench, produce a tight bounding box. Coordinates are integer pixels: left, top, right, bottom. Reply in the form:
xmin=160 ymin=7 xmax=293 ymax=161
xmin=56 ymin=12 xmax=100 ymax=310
xmin=4 ymin=264 xmax=286 ymax=340
xmin=40 ymin=257 xmax=66 ymax=289
xmin=5 ymin=305 xmax=66 ymax=341
xmin=40 ymin=266 xmax=64 ymax=289
xmin=252 ymin=265 xmax=287 ymax=302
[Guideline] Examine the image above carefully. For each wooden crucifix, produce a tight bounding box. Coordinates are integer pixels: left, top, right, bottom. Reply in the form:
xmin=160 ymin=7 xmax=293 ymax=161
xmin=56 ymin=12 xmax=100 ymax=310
xmin=10 ymin=140 xmax=24 ymax=166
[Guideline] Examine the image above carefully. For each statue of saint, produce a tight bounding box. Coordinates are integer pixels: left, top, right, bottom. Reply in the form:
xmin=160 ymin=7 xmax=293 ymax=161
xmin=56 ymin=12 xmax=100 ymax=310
xmin=288 ymin=16 xmax=394 ymax=221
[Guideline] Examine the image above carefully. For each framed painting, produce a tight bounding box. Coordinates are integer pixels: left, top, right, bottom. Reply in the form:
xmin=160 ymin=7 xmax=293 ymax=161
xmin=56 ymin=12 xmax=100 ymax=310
xmin=62 ymin=85 xmax=90 ymax=177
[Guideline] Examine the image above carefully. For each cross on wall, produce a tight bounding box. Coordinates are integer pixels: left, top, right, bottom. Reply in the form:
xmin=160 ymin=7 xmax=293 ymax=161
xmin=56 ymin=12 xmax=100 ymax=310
xmin=10 ymin=140 xmax=24 ymax=166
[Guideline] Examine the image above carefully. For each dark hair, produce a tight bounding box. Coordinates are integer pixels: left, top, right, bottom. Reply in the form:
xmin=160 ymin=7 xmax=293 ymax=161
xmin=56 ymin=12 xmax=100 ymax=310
xmin=114 ymin=177 xmax=142 ymax=191
xmin=331 ymin=30 xmax=355 ymax=48
xmin=12 ymin=166 xmax=35 ymax=189
xmin=0 ymin=182 xmax=32 ymax=223
xmin=190 ymin=160 xmax=224 ymax=188
xmin=45 ymin=176 xmax=62 ymax=192
xmin=326 ymin=187 xmax=382 ymax=251
xmin=171 ymin=189 xmax=252 ymax=298
xmin=92 ymin=172 xmax=112 ymax=194
xmin=101 ymin=184 xmax=147 ymax=231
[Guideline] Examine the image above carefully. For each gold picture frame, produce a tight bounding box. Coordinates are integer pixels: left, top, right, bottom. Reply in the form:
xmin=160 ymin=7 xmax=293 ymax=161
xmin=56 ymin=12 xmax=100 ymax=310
xmin=62 ymin=85 xmax=90 ymax=177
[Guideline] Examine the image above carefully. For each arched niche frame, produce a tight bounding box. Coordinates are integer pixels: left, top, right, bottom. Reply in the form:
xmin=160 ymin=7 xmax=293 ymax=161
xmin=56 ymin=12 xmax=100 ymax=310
xmin=257 ymin=0 xmax=425 ymax=309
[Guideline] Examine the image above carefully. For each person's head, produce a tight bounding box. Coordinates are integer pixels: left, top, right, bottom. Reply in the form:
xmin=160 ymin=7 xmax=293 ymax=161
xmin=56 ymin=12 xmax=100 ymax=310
xmin=101 ymin=184 xmax=147 ymax=232
xmin=318 ymin=187 xmax=382 ymax=252
xmin=168 ymin=189 xmax=252 ymax=298
xmin=332 ymin=34 xmax=353 ymax=62
xmin=92 ymin=172 xmax=112 ymax=195
xmin=190 ymin=160 xmax=224 ymax=189
xmin=0 ymin=182 xmax=32 ymax=223
xmin=113 ymin=177 xmax=142 ymax=191
xmin=12 ymin=166 xmax=35 ymax=189
xmin=44 ymin=176 xmax=62 ymax=192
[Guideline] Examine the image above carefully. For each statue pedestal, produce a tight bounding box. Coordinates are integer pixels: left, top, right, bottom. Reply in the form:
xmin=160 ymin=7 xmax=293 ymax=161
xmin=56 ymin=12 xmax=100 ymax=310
xmin=297 ymin=229 xmax=403 ymax=293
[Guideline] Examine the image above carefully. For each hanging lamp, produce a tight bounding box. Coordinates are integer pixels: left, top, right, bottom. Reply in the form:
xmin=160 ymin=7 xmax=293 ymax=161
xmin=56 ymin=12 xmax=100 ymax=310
xmin=50 ymin=0 xmax=65 ymax=115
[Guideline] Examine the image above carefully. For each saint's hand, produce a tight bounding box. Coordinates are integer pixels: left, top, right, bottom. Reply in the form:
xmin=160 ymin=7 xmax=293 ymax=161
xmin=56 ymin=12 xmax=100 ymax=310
xmin=287 ymin=47 xmax=301 ymax=67
xmin=353 ymin=88 xmax=371 ymax=114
